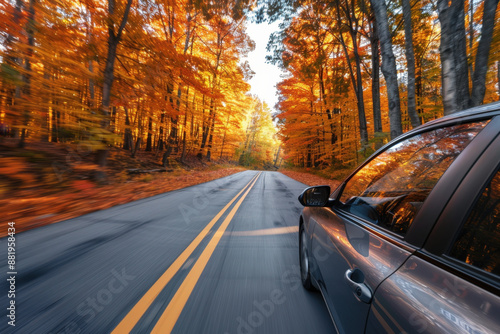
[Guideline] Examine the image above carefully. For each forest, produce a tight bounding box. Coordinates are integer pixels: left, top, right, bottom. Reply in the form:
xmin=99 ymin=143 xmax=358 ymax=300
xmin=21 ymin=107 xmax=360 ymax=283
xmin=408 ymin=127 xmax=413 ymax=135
xmin=0 ymin=0 xmax=278 ymax=180
xmin=262 ymin=0 xmax=500 ymax=170
xmin=1 ymin=0 xmax=499 ymax=177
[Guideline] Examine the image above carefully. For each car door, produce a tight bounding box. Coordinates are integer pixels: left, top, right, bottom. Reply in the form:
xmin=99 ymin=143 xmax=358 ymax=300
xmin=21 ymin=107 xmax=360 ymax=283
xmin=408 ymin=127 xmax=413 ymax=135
xmin=366 ymin=129 xmax=500 ymax=333
xmin=309 ymin=120 xmax=491 ymax=333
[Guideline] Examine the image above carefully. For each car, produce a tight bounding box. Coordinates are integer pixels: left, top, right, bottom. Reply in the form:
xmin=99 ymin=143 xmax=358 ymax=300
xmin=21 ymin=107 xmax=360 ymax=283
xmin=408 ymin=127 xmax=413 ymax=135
xmin=298 ymin=102 xmax=500 ymax=333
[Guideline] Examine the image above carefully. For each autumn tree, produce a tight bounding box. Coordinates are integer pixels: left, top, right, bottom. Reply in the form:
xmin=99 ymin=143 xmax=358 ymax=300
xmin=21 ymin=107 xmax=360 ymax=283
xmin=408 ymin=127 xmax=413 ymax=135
xmin=3 ymin=0 xmax=499 ymax=174
xmin=239 ymin=99 xmax=279 ymax=167
xmin=94 ymin=0 xmax=133 ymax=179
xmin=0 ymin=0 xmax=269 ymax=176
xmin=334 ymin=0 xmax=369 ymax=143
xmin=437 ymin=0 xmax=500 ymax=114
xmin=361 ymin=0 xmax=383 ymax=134
xmin=401 ymin=0 xmax=421 ymax=128
xmin=370 ymin=0 xmax=403 ymax=139
xmin=258 ymin=0 xmax=500 ymax=169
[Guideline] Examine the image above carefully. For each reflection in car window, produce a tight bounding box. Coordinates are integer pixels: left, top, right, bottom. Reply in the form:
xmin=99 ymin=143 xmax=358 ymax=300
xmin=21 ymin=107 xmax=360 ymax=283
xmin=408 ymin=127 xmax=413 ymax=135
xmin=339 ymin=121 xmax=489 ymax=236
xmin=450 ymin=167 xmax=500 ymax=275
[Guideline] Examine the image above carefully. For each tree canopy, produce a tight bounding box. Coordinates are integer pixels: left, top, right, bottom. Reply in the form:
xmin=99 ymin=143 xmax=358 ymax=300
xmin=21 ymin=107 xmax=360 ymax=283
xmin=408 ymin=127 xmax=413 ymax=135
xmin=1 ymin=0 xmax=499 ymax=173
xmin=263 ymin=0 xmax=500 ymax=168
xmin=0 ymin=0 xmax=280 ymax=174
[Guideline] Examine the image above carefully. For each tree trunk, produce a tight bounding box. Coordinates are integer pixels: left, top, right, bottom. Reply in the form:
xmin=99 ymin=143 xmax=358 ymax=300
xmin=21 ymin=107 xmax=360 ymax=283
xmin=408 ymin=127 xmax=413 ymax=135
xmin=219 ymin=113 xmax=231 ymax=160
xmin=206 ymin=43 xmax=222 ymax=161
xmin=162 ymin=146 xmax=173 ymax=167
xmin=205 ymin=72 xmax=220 ymax=161
xmin=470 ymin=0 xmax=500 ymax=106
xmin=352 ymin=30 xmax=368 ymax=143
xmin=97 ymin=0 xmax=133 ymax=181
xmin=402 ymin=0 xmax=421 ymax=128
xmin=158 ymin=112 xmax=165 ymax=151
xmin=371 ymin=0 xmax=403 ymax=139
xmin=163 ymin=83 xmax=179 ymax=164
xmin=437 ymin=0 xmax=464 ymax=115
xmin=89 ymin=61 xmax=95 ymax=109
xmin=5 ymin=0 xmax=22 ymax=142
xmin=51 ymin=106 xmax=59 ymax=143
xmin=453 ymin=0 xmax=470 ymax=111
xmin=369 ymin=15 xmax=382 ymax=133
xmin=19 ymin=0 xmax=36 ymax=148
xmin=320 ymin=66 xmax=337 ymax=152
xmin=146 ymin=117 xmax=153 ymax=151
xmin=206 ymin=102 xmax=216 ymax=161
xmin=469 ymin=0 xmax=474 ymax=88
xmin=123 ymin=107 xmax=132 ymax=150
xmin=176 ymin=16 xmax=194 ymax=159
xmin=181 ymin=119 xmax=188 ymax=163
xmin=199 ymin=94 xmax=208 ymax=158
xmin=102 ymin=42 xmax=118 ymax=126
xmin=274 ymin=145 xmax=281 ymax=168
xmin=181 ymin=88 xmax=190 ymax=163
xmin=166 ymin=81 xmax=178 ymax=149
xmin=306 ymin=145 xmax=312 ymax=168
xmin=131 ymin=137 xmax=141 ymax=158
xmin=497 ymin=61 xmax=500 ymax=99
xmin=416 ymin=56 xmax=424 ymax=123
xmin=335 ymin=0 xmax=368 ymax=143
xmin=41 ymin=68 xmax=50 ymax=142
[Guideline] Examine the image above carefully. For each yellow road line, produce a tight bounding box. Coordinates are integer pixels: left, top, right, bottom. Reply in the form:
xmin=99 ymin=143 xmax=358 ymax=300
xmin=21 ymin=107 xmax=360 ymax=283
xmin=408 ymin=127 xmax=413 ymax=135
xmin=151 ymin=172 xmax=261 ymax=333
xmin=374 ymin=298 xmax=404 ymax=333
xmin=371 ymin=303 xmax=396 ymax=334
xmin=111 ymin=172 xmax=260 ymax=334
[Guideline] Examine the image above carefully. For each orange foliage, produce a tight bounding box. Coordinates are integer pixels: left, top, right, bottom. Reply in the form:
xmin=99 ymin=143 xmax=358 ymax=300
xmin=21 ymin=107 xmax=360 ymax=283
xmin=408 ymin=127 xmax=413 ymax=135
xmin=0 ymin=0 xmax=277 ymax=166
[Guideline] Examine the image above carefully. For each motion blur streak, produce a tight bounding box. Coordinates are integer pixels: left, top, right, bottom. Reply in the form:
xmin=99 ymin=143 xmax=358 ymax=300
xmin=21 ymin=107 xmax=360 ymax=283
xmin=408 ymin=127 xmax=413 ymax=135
xmin=111 ymin=172 xmax=261 ymax=334
xmin=226 ymin=225 xmax=299 ymax=237
xmin=151 ymin=172 xmax=262 ymax=333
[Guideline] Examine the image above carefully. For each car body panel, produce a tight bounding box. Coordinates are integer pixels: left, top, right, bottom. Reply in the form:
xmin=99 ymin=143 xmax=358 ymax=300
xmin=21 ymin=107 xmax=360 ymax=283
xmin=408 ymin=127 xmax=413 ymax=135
xmin=366 ymin=256 xmax=500 ymax=334
xmin=308 ymin=207 xmax=413 ymax=333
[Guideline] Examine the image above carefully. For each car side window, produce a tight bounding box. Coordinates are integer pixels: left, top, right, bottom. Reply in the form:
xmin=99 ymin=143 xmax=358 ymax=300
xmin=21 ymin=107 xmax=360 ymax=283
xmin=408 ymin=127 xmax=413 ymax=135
xmin=449 ymin=167 xmax=500 ymax=275
xmin=338 ymin=121 xmax=489 ymax=236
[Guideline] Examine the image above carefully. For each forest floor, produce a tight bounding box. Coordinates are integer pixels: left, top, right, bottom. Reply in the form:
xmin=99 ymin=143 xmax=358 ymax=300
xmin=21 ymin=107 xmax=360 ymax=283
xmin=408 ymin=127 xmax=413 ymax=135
xmin=280 ymin=170 xmax=342 ymax=192
xmin=1 ymin=139 xmax=343 ymax=237
xmin=0 ymin=138 xmax=245 ymax=236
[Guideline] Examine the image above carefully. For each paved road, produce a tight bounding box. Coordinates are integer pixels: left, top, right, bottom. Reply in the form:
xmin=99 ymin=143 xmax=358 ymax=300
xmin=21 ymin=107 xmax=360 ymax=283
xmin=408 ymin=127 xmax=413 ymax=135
xmin=1 ymin=171 xmax=335 ymax=333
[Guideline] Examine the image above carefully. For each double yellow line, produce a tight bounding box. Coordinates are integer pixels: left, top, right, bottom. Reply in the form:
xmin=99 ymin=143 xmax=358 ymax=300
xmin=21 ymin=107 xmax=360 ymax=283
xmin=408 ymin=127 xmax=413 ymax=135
xmin=112 ymin=172 xmax=261 ymax=334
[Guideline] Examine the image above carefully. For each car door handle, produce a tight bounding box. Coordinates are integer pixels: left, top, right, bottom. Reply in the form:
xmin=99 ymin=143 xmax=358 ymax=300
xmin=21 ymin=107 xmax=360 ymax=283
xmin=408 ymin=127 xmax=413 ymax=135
xmin=344 ymin=268 xmax=372 ymax=303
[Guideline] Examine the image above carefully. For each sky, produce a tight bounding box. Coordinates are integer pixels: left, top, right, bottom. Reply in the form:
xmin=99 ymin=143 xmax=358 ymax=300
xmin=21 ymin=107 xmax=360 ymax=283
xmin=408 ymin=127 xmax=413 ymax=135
xmin=244 ymin=21 xmax=283 ymax=113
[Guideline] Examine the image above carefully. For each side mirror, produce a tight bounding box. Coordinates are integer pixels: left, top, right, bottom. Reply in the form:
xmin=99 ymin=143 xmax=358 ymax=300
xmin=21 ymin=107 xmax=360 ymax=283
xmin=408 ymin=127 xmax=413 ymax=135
xmin=298 ymin=186 xmax=332 ymax=207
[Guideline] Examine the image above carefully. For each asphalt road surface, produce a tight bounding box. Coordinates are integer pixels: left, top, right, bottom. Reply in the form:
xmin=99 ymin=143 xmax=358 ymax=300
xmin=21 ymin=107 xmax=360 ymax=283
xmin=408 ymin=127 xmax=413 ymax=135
xmin=1 ymin=171 xmax=335 ymax=334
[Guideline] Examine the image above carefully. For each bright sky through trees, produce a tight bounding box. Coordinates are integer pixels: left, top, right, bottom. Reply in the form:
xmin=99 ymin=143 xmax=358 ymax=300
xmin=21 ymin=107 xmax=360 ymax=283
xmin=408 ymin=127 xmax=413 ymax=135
xmin=245 ymin=20 xmax=282 ymax=112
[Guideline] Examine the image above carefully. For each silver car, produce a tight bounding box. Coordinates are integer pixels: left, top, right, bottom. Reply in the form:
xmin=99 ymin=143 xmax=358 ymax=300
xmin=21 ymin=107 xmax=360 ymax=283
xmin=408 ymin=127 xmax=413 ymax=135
xmin=298 ymin=102 xmax=500 ymax=333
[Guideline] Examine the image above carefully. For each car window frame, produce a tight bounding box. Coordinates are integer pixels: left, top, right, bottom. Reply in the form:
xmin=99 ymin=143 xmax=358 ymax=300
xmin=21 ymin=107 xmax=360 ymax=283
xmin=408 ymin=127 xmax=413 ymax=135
xmin=422 ymin=122 xmax=500 ymax=292
xmin=332 ymin=115 xmax=500 ymax=248
xmin=448 ymin=165 xmax=500 ymax=276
